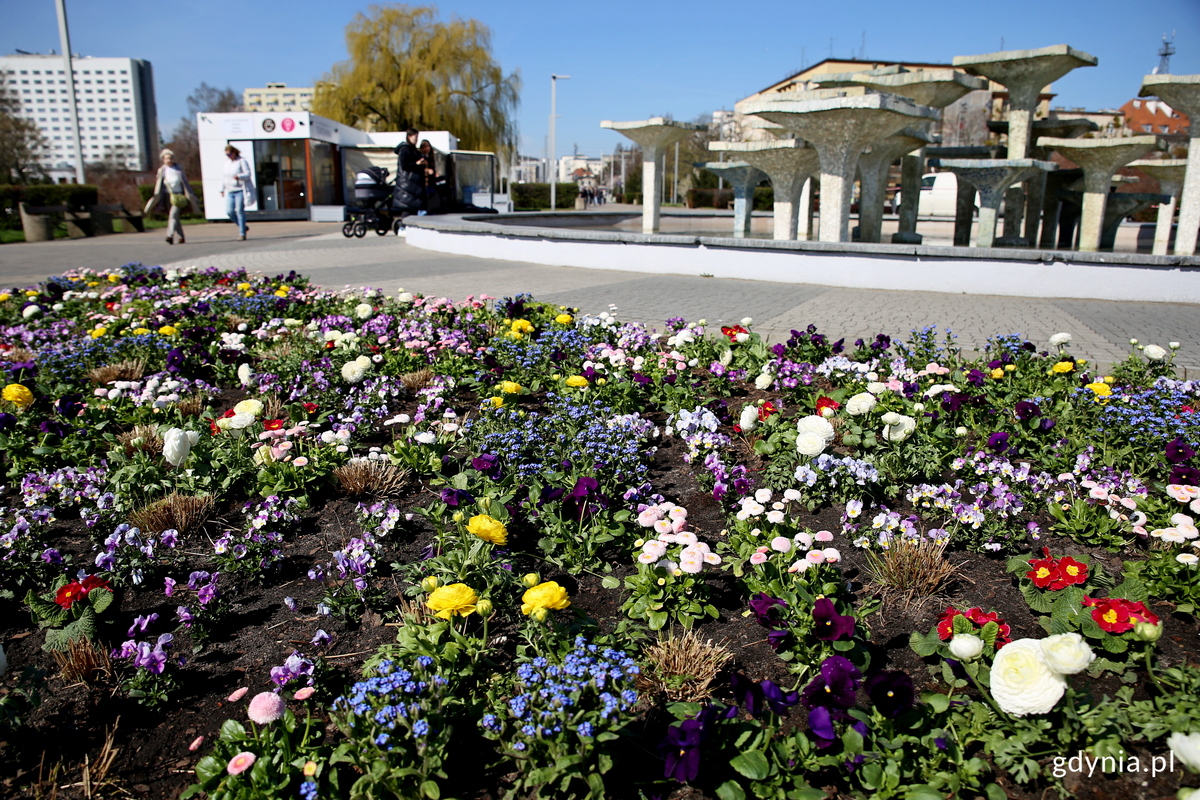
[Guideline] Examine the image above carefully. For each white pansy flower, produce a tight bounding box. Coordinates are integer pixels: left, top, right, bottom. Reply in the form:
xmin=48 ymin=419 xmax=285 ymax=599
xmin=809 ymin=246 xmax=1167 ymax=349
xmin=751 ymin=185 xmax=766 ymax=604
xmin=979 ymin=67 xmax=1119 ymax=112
xmin=1039 ymin=633 xmax=1095 ymax=675
xmin=989 ymin=638 xmax=1066 ymax=717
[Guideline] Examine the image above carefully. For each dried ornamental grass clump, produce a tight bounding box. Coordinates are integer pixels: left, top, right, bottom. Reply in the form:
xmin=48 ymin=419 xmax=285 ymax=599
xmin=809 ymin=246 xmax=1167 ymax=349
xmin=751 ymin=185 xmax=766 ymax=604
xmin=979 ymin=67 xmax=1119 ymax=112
xmin=87 ymin=358 xmax=147 ymax=385
xmin=51 ymin=637 xmax=112 ymax=685
xmin=399 ymin=368 xmax=436 ymax=392
xmin=128 ymin=493 xmax=214 ymax=537
xmin=863 ymin=535 xmax=964 ymax=609
xmin=639 ymin=629 xmax=732 ymax=702
xmin=333 ymin=459 xmax=412 ymax=497
xmin=116 ymin=424 xmax=162 ymax=457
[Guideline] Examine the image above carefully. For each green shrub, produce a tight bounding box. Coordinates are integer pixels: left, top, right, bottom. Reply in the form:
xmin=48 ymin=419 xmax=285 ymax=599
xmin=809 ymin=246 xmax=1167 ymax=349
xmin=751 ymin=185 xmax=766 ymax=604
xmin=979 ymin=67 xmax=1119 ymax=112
xmin=510 ymin=183 xmax=578 ymax=211
xmin=753 ymin=186 xmax=775 ymax=211
xmin=685 ymin=189 xmax=734 ymax=209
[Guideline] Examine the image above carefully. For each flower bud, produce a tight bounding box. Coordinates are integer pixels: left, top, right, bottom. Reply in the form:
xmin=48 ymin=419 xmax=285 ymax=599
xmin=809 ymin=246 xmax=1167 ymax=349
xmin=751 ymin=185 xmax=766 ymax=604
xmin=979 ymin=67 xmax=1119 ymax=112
xmin=948 ymin=633 xmax=985 ymax=661
xmin=452 ymin=511 xmax=464 ymax=523
xmin=531 ymin=607 xmax=549 ymax=622
xmin=475 ymin=598 xmax=494 ymax=617
xmin=522 ymin=572 xmax=541 ymax=588
xmin=479 ymin=496 xmax=491 ymax=511
xmin=420 ymin=576 xmax=440 ymax=592
xmin=1134 ymin=621 xmax=1163 ymax=643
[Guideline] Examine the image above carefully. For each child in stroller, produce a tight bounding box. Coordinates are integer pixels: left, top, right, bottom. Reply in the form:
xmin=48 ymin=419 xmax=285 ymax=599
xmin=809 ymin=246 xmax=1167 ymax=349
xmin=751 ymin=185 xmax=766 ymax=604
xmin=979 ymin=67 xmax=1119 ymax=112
xmin=342 ymin=166 xmax=405 ymax=237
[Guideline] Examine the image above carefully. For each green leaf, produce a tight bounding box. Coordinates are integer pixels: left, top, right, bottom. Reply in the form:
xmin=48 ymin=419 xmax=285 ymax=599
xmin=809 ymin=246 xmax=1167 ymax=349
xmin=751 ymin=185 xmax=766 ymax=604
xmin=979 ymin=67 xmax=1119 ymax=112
xmin=647 ymin=610 xmax=668 ymax=630
xmin=730 ymin=750 xmax=769 ymax=781
xmin=716 ymin=780 xmax=746 ymax=800
xmin=420 ymin=779 xmax=441 ymax=799
xmin=904 ymin=786 xmax=945 ymax=800
xmin=90 ymin=588 xmax=115 ymax=614
xmin=194 ymin=755 xmax=223 ymax=785
xmin=923 ymin=692 xmax=950 ymax=714
xmin=600 ymin=575 xmax=621 ymax=590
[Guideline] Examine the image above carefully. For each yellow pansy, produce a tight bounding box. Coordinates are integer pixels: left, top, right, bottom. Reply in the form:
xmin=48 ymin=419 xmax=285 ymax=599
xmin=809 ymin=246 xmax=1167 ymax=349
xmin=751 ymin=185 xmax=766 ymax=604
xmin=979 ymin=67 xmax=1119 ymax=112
xmin=0 ymin=293 xmax=10 ymax=302
xmin=499 ymin=381 xmax=522 ymax=394
xmin=488 ymin=396 xmax=504 ymax=408
xmin=90 ymin=327 xmax=107 ymax=338
xmin=237 ymin=282 xmax=252 ymax=291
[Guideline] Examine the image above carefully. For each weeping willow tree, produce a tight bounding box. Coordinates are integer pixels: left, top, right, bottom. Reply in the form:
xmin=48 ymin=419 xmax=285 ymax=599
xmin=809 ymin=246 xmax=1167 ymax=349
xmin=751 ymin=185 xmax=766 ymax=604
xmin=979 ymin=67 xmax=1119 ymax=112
xmin=313 ymin=5 xmax=520 ymax=157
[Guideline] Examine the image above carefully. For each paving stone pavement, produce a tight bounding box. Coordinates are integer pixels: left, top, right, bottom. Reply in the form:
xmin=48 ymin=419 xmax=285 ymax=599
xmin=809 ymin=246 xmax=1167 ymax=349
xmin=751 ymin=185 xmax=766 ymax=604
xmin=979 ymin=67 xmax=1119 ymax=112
xmin=2 ymin=222 xmax=1197 ymax=375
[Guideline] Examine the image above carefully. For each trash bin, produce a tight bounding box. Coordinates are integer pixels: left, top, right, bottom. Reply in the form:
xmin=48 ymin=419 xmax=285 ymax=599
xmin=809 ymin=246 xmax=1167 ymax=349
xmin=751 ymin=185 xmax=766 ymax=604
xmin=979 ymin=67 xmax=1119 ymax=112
xmin=17 ymin=203 xmax=55 ymax=243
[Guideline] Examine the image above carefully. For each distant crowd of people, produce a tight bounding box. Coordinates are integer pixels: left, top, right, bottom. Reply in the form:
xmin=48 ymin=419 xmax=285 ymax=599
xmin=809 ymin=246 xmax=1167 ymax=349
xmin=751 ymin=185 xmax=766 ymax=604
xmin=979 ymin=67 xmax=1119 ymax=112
xmin=578 ymin=186 xmax=606 ymax=206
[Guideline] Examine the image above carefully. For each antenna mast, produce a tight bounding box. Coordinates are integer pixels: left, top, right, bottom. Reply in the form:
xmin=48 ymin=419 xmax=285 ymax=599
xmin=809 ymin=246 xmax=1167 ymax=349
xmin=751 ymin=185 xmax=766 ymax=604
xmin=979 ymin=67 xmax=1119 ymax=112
xmin=1158 ymin=33 xmax=1176 ymax=74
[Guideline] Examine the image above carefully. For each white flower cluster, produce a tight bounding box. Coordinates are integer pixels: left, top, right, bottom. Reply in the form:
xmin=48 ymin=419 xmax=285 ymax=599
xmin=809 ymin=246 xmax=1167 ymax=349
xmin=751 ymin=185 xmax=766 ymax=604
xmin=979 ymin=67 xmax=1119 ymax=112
xmin=635 ymin=502 xmax=721 ymax=574
xmin=795 ymin=415 xmax=835 ymax=457
xmin=220 ymin=332 xmax=246 ymax=351
xmin=321 ymin=329 xmax=360 ymax=349
xmin=988 ymin=634 xmax=1095 ymax=716
xmin=341 ymin=355 xmax=374 ymax=384
xmin=162 ymin=428 xmax=200 ymax=467
xmin=880 ymin=411 xmax=916 ymax=442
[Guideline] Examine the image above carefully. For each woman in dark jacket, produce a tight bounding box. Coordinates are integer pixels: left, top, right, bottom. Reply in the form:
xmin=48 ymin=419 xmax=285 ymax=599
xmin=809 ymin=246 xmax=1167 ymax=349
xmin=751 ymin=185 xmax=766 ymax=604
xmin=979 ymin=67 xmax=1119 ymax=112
xmin=393 ymin=129 xmax=425 ymax=215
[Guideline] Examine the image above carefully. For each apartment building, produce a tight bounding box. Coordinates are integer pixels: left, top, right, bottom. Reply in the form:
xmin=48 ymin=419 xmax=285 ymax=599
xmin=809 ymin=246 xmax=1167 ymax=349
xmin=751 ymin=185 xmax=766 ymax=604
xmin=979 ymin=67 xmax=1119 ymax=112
xmin=0 ymin=53 xmax=159 ymax=178
xmin=243 ymin=83 xmax=314 ymax=114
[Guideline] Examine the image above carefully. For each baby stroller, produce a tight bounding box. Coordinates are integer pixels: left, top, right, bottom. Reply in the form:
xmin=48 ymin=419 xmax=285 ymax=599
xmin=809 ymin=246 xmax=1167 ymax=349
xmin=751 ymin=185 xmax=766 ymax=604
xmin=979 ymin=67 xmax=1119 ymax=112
xmin=342 ymin=167 xmax=404 ymax=237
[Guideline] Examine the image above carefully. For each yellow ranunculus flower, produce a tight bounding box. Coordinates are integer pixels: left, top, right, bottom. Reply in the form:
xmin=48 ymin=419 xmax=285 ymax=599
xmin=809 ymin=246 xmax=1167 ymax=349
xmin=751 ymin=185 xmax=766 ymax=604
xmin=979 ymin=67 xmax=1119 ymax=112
xmin=0 ymin=293 xmax=10 ymax=302
xmin=133 ymin=327 xmax=151 ymax=335
xmin=274 ymin=290 xmax=288 ymax=298
xmin=107 ymin=273 xmax=120 ymax=283
xmin=426 ymin=583 xmax=478 ymax=619
xmin=499 ymin=380 xmax=522 ymax=395
xmin=24 ymin=290 xmax=38 ymax=297
xmin=234 ymin=398 xmax=264 ymax=417
xmin=990 ymin=368 xmax=1004 ymax=380
xmin=488 ymin=396 xmax=504 ymax=408
xmin=1103 ymin=376 xmax=1115 ymax=384
xmin=565 ymin=375 xmax=589 ymax=388
xmin=1004 ymin=364 xmax=1016 ymax=372
xmin=237 ymin=282 xmax=252 ymax=291
xmin=520 ymin=581 xmax=571 ymax=616
xmin=1085 ymin=382 xmax=1112 ymax=402
xmin=158 ymin=325 xmax=178 ymax=336
xmin=90 ymin=327 xmax=107 ymax=338
xmin=467 ymin=514 xmax=508 ymax=546
xmin=1051 ymin=361 xmax=1074 ymax=374
xmin=555 ymin=313 xmax=573 ymax=325
xmin=3 ymin=383 xmax=34 ymax=408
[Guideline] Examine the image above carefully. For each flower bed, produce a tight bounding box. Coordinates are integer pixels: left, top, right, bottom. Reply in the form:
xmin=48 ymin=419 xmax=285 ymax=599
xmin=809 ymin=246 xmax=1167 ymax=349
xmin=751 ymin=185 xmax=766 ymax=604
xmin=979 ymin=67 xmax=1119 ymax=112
xmin=2 ymin=266 xmax=1200 ymax=799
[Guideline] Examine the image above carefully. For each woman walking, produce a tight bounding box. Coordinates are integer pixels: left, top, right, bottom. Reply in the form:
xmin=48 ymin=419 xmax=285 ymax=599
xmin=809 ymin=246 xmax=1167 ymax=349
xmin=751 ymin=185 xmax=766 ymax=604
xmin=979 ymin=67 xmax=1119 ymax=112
xmin=144 ymin=148 xmax=199 ymax=245
xmin=221 ymin=144 xmax=254 ymax=240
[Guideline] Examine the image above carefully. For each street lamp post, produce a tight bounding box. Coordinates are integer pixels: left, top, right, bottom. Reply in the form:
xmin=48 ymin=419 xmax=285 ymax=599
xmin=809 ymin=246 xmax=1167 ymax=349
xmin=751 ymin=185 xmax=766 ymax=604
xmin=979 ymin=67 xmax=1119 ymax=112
xmin=55 ymin=0 xmax=85 ymax=184
xmin=549 ymin=74 xmax=570 ymax=210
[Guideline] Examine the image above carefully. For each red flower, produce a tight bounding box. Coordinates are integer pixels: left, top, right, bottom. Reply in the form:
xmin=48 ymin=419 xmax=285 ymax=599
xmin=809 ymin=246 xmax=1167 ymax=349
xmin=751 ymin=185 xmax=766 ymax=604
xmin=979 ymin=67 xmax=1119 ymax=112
xmin=1026 ymin=556 xmax=1061 ymax=589
xmin=80 ymin=575 xmax=111 ymax=593
xmin=1083 ymin=596 xmax=1159 ymax=633
xmin=209 ymin=419 xmax=221 ymax=436
xmin=1056 ymin=557 xmax=1088 ymax=587
xmin=936 ymin=607 xmax=962 ymax=640
xmin=222 ymin=409 xmax=237 ymax=419
xmin=324 ymin=341 xmax=336 ymax=350
xmin=938 ymin=606 xmax=1010 ymax=646
xmin=302 ymin=402 xmax=318 ymax=414
xmin=758 ymin=401 xmax=778 ymax=422
xmin=720 ymin=325 xmax=748 ymax=342
xmin=55 ymin=581 xmax=86 ymax=609
xmin=263 ymin=419 xmax=285 ymax=431
xmin=815 ymin=396 xmax=840 ymax=415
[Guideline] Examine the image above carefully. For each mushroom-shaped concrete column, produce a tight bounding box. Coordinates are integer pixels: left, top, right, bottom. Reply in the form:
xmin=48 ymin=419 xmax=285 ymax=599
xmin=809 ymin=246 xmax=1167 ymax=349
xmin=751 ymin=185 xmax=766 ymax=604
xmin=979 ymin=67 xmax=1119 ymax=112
xmin=708 ymin=141 xmax=820 ymax=240
xmin=1140 ymin=75 xmax=1200 ymax=255
xmin=844 ymin=70 xmax=987 ymax=244
xmin=1099 ymin=194 xmax=1170 ymax=251
xmin=694 ymin=161 xmax=766 ymax=238
xmin=740 ymin=93 xmax=938 ymax=242
xmin=601 ymin=118 xmax=705 ymax=233
xmin=856 ymin=126 xmax=937 ymax=243
xmin=1129 ymin=159 xmax=1188 ymax=255
xmin=1037 ymin=136 xmax=1162 ymax=252
xmin=954 ymin=45 xmax=1097 ymax=160
xmin=929 ymin=159 xmax=1056 ymax=248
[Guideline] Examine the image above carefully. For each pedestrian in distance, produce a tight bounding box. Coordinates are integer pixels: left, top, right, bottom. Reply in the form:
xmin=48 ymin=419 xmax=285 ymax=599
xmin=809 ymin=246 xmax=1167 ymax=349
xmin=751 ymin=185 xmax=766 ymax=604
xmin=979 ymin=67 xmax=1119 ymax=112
xmin=393 ymin=129 xmax=425 ymax=218
xmin=220 ymin=144 xmax=253 ymax=240
xmin=144 ymin=148 xmax=199 ymax=245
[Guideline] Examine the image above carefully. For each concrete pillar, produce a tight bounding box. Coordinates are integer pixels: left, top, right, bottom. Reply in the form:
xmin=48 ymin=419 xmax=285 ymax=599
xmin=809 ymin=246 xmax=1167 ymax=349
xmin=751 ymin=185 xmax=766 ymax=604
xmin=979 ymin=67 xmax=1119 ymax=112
xmin=1023 ymin=171 xmax=1048 ymax=244
xmin=1153 ymin=195 xmax=1178 ymax=255
xmin=857 ymin=128 xmax=932 ymax=244
xmin=707 ymin=140 xmax=820 ymax=242
xmin=953 ymin=180 xmax=975 ymax=246
xmin=893 ymin=152 xmax=923 ymax=244
xmin=1139 ymin=76 xmax=1200 ymax=255
xmin=600 ymin=118 xmax=705 ymax=234
xmin=697 ymin=161 xmax=765 ymax=238
xmin=932 ymin=158 xmax=1056 ymax=249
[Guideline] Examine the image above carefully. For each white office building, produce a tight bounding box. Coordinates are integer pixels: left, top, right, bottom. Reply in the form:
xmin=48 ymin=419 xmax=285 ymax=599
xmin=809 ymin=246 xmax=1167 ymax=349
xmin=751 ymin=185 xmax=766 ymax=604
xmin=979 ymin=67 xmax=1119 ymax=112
xmin=243 ymin=83 xmax=314 ymax=114
xmin=0 ymin=53 xmax=159 ymax=180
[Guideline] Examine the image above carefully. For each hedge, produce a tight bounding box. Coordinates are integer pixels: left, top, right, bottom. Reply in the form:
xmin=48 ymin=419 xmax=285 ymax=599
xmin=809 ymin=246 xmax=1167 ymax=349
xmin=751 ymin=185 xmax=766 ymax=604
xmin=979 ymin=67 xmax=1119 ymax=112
xmin=0 ymin=184 xmax=99 ymax=230
xmin=511 ymin=183 xmax=581 ymax=211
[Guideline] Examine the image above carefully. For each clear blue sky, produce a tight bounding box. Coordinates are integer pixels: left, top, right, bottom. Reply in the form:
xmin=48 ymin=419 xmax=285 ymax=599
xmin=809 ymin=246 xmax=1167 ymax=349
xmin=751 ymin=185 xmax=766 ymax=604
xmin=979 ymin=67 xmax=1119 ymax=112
xmin=3 ymin=0 xmax=1198 ymax=160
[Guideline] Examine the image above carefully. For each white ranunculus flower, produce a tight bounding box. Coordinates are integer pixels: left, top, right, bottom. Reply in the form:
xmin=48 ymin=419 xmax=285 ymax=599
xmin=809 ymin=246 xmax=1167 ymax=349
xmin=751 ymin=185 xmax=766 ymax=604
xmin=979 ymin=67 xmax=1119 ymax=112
xmin=845 ymin=392 xmax=876 ymax=416
xmin=162 ymin=428 xmax=200 ymax=467
xmin=882 ymin=414 xmax=916 ymax=442
xmin=1143 ymin=344 xmax=1167 ymax=361
xmin=880 ymin=411 xmax=901 ymax=425
xmin=796 ymin=415 xmax=835 ymax=443
xmin=234 ymin=399 xmax=264 ymax=417
xmin=740 ymin=317 xmax=753 ymax=326
xmin=989 ymin=638 xmax=1067 ymax=716
xmin=948 ymin=633 xmax=984 ymax=661
xmin=719 ymin=348 xmax=733 ymax=366
xmin=1170 ymin=342 xmax=1181 ymax=350
xmin=796 ymin=431 xmax=827 ymax=457
xmin=227 ymin=412 xmax=256 ymax=430
xmin=739 ymin=405 xmax=759 ymax=432
xmin=754 ymin=373 xmax=774 ymax=390
xmin=355 ymin=302 xmax=374 ymax=320
xmin=341 ymin=361 xmax=368 ymax=384
xmin=1168 ymin=731 xmax=1200 ymax=772
xmin=414 ymin=431 xmax=437 ymax=445
xmin=1049 ymin=332 xmax=1072 ymax=348
xmin=237 ymin=363 xmax=255 ymax=388
xmin=397 ymin=291 xmax=414 ymax=303
xmin=955 ymin=426 xmax=969 ymax=436
xmin=1040 ymin=633 xmax=1095 ymax=675
xmin=22 ymin=305 xmax=41 ymax=319
xmin=866 ymin=381 xmax=888 ymax=395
